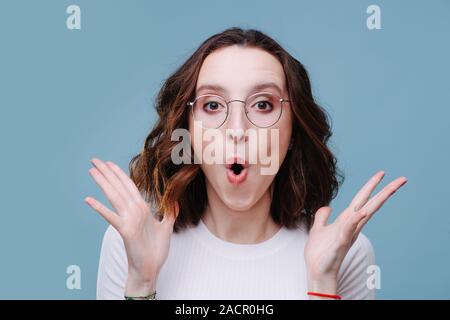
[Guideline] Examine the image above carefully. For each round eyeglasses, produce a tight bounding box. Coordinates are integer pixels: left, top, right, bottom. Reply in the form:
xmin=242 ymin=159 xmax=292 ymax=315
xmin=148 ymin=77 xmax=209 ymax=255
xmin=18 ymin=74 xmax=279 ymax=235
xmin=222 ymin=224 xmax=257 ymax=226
xmin=187 ymin=92 xmax=291 ymax=129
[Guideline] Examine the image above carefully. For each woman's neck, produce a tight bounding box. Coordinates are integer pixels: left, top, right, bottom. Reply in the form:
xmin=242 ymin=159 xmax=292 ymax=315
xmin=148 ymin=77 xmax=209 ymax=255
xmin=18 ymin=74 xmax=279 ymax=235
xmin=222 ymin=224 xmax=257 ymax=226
xmin=202 ymin=182 xmax=282 ymax=244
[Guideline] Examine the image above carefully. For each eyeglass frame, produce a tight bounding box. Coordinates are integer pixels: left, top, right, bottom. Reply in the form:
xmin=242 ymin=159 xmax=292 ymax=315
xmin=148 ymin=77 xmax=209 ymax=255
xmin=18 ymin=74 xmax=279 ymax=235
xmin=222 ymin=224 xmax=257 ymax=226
xmin=186 ymin=91 xmax=291 ymax=129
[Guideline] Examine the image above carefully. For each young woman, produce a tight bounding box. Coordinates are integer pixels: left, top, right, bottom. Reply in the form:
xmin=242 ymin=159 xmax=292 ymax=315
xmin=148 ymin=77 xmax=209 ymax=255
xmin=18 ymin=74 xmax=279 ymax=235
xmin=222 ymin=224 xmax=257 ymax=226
xmin=85 ymin=27 xmax=407 ymax=300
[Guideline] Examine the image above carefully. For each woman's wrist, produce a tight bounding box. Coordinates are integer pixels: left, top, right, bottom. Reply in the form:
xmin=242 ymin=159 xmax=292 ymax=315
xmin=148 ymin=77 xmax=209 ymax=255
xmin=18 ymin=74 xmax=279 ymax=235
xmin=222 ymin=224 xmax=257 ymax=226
xmin=125 ymin=269 xmax=157 ymax=298
xmin=307 ymin=273 xmax=338 ymax=300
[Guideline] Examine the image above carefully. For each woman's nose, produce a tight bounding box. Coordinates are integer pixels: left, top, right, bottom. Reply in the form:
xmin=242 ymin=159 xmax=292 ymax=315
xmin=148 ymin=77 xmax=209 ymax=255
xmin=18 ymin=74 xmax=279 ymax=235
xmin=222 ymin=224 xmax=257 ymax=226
xmin=225 ymin=100 xmax=249 ymax=142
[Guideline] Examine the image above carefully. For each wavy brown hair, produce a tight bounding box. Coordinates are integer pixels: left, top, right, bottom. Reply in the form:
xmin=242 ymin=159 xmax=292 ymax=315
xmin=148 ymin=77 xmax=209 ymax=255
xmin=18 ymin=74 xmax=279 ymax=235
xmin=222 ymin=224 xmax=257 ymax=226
xmin=129 ymin=27 xmax=344 ymax=233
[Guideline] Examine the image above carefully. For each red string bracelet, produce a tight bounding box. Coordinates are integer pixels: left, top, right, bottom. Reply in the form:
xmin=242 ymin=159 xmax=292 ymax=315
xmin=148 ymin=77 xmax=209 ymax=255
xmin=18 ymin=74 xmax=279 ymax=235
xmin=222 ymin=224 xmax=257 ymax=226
xmin=307 ymin=291 xmax=342 ymax=300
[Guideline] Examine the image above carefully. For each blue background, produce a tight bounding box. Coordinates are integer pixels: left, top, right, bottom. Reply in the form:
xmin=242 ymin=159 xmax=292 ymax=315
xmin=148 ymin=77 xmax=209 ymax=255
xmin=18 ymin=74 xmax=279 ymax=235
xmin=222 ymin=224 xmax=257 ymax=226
xmin=0 ymin=0 xmax=448 ymax=299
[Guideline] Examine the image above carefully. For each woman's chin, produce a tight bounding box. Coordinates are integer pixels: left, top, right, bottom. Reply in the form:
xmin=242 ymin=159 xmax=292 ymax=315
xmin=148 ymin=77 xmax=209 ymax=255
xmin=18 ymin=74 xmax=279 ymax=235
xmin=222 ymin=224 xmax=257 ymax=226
xmin=221 ymin=193 xmax=257 ymax=211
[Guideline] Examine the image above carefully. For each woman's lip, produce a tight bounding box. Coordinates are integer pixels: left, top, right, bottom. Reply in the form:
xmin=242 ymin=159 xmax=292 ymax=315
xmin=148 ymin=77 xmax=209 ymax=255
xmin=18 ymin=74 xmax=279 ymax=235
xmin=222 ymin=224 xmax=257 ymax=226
xmin=226 ymin=166 xmax=248 ymax=185
xmin=225 ymin=157 xmax=249 ymax=169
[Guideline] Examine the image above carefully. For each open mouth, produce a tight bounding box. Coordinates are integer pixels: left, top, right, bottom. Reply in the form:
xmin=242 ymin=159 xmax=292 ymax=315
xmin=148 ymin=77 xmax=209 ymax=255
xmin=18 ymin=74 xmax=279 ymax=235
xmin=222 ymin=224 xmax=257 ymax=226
xmin=230 ymin=163 xmax=244 ymax=175
xmin=225 ymin=158 xmax=249 ymax=185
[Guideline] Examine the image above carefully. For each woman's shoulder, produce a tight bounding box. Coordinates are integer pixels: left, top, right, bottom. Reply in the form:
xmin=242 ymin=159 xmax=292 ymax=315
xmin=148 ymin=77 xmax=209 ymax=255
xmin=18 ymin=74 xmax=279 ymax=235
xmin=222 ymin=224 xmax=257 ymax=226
xmin=100 ymin=225 xmax=127 ymax=265
xmin=347 ymin=232 xmax=375 ymax=264
xmin=96 ymin=225 xmax=128 ymax=299
xmin=337 ymin=232 xmax=377 ymax=299
xmin=102 ymin=224 xmax=124 ymax=246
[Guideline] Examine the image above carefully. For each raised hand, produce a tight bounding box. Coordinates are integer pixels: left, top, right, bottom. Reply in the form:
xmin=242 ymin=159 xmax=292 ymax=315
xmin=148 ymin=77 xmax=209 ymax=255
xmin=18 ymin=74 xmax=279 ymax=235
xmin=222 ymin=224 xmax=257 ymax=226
xmin=85 ymin=157 xmax=179 ymax=297
xmin=304 ymin=170 xmax=407 ymax=298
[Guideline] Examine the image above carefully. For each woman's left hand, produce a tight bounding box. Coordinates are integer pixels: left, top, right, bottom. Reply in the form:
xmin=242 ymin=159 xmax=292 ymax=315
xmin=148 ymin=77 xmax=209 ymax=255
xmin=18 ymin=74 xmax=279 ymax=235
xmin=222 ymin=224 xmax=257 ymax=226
xmin=304 ymin=170 xmax=407 ymax=298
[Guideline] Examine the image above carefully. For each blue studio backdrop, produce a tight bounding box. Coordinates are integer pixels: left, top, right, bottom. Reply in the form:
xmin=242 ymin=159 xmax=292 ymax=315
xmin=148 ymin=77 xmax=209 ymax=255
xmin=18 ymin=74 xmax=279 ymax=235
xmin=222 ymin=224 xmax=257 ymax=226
xmin=0 ymin=0 xmax=449 ymax=299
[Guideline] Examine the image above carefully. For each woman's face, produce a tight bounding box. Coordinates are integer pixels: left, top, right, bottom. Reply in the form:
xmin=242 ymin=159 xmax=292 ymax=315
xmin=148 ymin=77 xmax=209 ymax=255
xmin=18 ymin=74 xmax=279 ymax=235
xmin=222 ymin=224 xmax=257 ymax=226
xmin=188 ymin=45 xmax=293 ymax=211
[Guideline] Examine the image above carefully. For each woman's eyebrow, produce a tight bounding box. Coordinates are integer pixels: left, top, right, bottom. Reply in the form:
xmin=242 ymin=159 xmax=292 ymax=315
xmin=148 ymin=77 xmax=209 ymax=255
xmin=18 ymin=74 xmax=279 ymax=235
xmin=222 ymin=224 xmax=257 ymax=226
xmin=196 ymin=82 xmax=283 ymax=96
xmin=196 ymin=84 xmax=226 ymax=95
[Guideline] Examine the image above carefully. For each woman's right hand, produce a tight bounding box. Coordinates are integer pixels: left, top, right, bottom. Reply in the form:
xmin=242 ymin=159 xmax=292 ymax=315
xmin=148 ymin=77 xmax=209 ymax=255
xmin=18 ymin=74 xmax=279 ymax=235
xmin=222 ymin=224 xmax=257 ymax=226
xmin=84 ymin=157 xmax=179 ymax=297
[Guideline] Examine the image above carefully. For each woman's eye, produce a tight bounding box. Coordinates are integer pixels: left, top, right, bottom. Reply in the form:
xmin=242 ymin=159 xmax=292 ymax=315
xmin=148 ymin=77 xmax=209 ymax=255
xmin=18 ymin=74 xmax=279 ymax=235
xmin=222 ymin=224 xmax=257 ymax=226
xmin=203 ymin=101 xmax=224 ymax=112
xmin=252 ymin=101 xmax=273 ymax=112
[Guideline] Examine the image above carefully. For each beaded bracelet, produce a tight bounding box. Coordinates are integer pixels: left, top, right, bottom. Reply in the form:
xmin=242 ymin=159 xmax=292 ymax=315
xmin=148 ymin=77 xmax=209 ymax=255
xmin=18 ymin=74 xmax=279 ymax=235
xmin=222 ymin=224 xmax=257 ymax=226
xmin=124 ymin=291 xmax=157 ymax=300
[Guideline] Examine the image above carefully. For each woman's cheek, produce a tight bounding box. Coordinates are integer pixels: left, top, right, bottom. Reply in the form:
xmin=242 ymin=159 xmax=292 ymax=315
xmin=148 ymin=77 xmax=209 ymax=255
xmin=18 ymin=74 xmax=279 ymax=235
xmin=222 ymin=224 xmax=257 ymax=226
xmin=271 ymin=125 xmax=291 ymax=170
xmin=189 ymin=127 xmax=208 ymax=165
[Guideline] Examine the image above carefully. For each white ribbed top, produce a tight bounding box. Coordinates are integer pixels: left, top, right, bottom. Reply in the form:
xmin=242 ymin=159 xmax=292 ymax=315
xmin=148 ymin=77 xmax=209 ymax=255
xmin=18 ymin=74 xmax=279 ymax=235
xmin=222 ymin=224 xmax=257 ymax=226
xmin=96 ymin=219 xmax=376 ymax=300
xmin=192 ymin=218 xmax=297 ymax=260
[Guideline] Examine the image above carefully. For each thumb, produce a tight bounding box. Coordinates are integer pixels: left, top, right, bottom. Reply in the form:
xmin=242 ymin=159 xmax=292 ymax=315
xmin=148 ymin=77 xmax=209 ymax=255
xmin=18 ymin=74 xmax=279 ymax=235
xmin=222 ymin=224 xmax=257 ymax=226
xmin=313 ymin=206 xmax=332 ymax=227
xmin=160 ymin=201 xmax=179 ymax=229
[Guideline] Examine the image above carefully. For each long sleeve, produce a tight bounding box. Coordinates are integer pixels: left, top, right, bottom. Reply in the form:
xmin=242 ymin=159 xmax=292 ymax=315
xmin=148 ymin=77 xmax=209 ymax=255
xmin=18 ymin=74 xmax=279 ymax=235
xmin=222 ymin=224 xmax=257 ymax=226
xmin=96 ymin=225 xmax=128 ymax=300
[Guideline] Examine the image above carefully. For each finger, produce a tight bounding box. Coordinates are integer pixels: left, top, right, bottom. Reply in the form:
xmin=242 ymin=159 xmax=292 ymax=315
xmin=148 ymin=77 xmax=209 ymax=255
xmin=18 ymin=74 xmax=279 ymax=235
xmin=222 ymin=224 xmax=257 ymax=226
xmin=341 ymin=209 xmax=367 ymax=243
xmin=364 ymin=176 xmax=408 ymax=216
xmin=105 ymin=161 xmax=143 ymax=202
xmin=313 ymin=206 xmax=332 ymax=228
xmin=88 ymin=167 xmax=126 ymax=211
xmin=349 ymin=170 xmax=385 ymax=212
xmin=85 ymin=196 xmax=121 ymax=228
xmin=353 ymin=177 xmax=408 ymax=236
xmin=91 ymin=158 xmax=132 ymax=201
